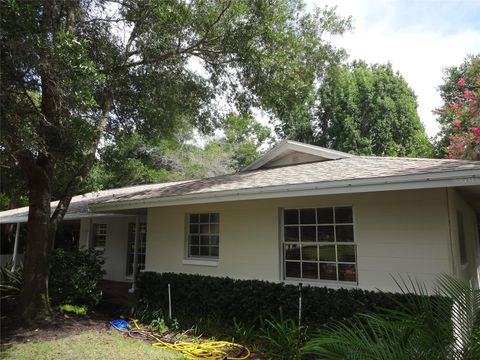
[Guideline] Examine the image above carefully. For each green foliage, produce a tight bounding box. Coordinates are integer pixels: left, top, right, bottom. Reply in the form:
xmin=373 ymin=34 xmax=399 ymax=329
xmin=277 ymin=61 xmax=434 ymax=157
xmin=49 ymin=248 xmax=105 ymax=307
xmin=259 ymin=315 xmax=308 ymax=360
xmin=0 ymin=264 xmax=23 ymax=315
xmin=59 ymin=304 xmax=88 ymax=316
xmin=135 ymin=272 xmax=409 ymax=331
xmin=301 ymin=274 xmax=480 ymax=360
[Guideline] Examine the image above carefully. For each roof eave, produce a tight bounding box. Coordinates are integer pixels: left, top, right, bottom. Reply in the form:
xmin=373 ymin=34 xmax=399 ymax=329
xmin=89 ymin=170 xmax=480 ymax=212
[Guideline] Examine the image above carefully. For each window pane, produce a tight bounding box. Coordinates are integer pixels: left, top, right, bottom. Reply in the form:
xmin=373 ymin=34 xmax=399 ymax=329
xmin=318 ymin=226 xmax=334 ymax=242
xmin=199 ymin=224 xmax=209 ymax=234
xmin=339 ymin=264 xmax=356 ymax=282
xmin=211 ymin=235 xmax=219 ymax=246
xmin=190 ymin=246 xmax=199 ymax=256
xmin=300 ymin=208 xmax=316 ymax=224
xmin=319 ymin=245 xmax=336 ymax=261
xmin=190 ymin=235 xmax=199 ymax=245
xmin=337 ymin=245 xmax=356 ymax=262
xmin=190 ymin=224 xmax=199 ymax=234
xmin=190 ymin=214 xmax=199 ymax=223
xmin=285 ymin=244 xmax=301 ymax=260
xmin=300 ymin=226 xmax=316 ymax=242
xmin=200 ymin=246 xmax=209 ymax=256
xmin=211 ymin=246 xmax=219 ymax=257
xmin=210 ymin=223 xmax=219 ymax=234
xmin=317 ymin=208 xmax=334 ymax=224
xmin=302 ymin=245 xmax=318 ymax=261
xmin=320 ymin=263 xmax=337 ymax=281
xmin=210 ymin=213 xmax=219 ymax=223
xmin=284 ymin=227 xmax=299 ymax=242
xmin=200 ymin=235 xmax=209 ymax=246
xmin=302 ymin=262 xmax=318 ymax=279
xmin=284 ymin=209 xmax=299 ymax=225
xmin=335 ymin=207 xmax=353 ymax=223
xmin=200 ymin=213 xmax=210 ymax=223
xmin=285 ymin=262 xmax=301 ymax=278
xmin=336 ymin=225 xmax=354 ymax=242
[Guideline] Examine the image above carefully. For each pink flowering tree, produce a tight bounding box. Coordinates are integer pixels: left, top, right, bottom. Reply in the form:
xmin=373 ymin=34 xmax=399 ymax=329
xmin=435 ymin=55 xmax=480 ymax=160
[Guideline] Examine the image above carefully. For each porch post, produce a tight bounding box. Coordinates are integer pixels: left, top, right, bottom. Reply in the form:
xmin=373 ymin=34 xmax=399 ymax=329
xmin=11 ymin=222 xmax=20 ymax=271
xmin=130 ymin=215 xmax=140 ymax=292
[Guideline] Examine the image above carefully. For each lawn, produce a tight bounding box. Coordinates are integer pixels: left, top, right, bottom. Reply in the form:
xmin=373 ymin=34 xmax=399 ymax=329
xmin=0 ymin=329 xmax=184 ymax=360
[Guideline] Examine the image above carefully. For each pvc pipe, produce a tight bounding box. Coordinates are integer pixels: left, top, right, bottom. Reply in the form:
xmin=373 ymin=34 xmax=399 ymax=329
xmin=168 ymin=283 xmax=172 ymax=319
xmin=11 ymin=223 xmax=20 ymax=271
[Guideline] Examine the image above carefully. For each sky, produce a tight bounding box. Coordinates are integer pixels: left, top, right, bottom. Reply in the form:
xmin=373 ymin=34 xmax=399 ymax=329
xmin=309 ymin=0 xmax=480 ymax=138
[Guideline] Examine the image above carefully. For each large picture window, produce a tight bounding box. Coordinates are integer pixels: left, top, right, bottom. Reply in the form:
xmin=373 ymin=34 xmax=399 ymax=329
xmin=187 ymin=213 xmax=219 ymax=258
xmin=283 ymin=207 xmax=357 ymax=283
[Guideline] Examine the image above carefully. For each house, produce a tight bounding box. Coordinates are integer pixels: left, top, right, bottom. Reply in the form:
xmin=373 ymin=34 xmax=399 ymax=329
xmin=1 ymin=140 xmax=480 ymax=292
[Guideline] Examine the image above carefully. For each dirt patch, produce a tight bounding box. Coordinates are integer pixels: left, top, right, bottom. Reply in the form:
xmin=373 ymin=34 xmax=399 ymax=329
xmin=1 ymin=310 xmax=112 ymax=346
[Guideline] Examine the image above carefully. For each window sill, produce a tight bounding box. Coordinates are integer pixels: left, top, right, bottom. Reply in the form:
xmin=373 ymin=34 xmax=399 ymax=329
xmin=283 ymin=279 xmax=358 ymax=288
xmin=182 ymin=259 xmax=219 ymax=267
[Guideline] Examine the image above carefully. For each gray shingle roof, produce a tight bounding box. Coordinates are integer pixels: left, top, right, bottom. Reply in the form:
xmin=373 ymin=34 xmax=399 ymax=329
xmin=1 ymin=155 xmax=479 ymax=223
xmin=95 ymin=156 xmax=480 ymax=205
xmin=0 ymin=180 xmax=191 ymax=224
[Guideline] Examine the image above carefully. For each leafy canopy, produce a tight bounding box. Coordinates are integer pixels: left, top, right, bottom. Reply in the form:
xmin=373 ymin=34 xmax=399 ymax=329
xmin=276 ymin=61 xmax=433 ymax=157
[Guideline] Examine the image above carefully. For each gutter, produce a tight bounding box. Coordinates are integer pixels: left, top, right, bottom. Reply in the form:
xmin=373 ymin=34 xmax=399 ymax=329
xmin=90 ymin=171 xmax=480 ymax=212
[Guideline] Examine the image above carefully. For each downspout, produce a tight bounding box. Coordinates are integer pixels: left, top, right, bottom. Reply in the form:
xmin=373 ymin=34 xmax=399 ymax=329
xmin=11 ymin=222 xmax=20 ymax=271
xmin=130 ymin=215 xmax=140 ymax=292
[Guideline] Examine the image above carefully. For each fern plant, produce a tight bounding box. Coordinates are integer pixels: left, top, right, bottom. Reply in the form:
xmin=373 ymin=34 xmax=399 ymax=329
xmin=301 ymin=274 xmax=480 ymax=360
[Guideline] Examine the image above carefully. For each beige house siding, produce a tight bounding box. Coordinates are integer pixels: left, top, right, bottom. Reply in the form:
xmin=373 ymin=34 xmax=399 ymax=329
xmin=145 ymin=188 xmax=453 ymax=292
xmin=447 ymin=188 xmax=480 ymax=288
xmin=79 ymin=216 xmax=139 ymax=282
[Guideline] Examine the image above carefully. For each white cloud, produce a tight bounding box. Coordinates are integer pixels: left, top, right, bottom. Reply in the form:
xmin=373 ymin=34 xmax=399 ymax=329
xmin=310 ymin=0 xmax=480 ymax=138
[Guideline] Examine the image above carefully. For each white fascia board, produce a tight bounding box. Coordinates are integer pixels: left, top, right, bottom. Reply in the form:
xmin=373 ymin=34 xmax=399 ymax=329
xmin=0 ymin=212 xmax=134 ymax=225
xmin=243 ymin=140 xmax=352 ymax=171
xmin=90 ymin=171 xmax=480 ymax=212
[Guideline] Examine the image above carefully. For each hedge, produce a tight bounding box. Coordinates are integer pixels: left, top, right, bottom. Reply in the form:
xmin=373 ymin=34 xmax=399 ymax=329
xmin=135 ymin=272 xmax=409 ymax=329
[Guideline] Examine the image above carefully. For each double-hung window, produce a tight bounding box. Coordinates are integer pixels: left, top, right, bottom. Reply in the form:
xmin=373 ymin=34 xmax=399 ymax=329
xmin=282 ymin=207 xmax=357 ymax=283
xmin=92 ymin=223 xmax=107 ymax=250
xmin=187 ymin=213 xmax=219 ymax=258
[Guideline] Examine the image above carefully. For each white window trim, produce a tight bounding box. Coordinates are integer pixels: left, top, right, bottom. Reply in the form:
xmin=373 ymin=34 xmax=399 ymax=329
xmin=92 ymin=223 xmax=107 ymax=251
xmin=185 ymin=212 xmax=220 ymax=260
xmin=182 ymin=259 xmax=219 ymax=267
xmin=280 ymin=206 xmax=358 ymax=285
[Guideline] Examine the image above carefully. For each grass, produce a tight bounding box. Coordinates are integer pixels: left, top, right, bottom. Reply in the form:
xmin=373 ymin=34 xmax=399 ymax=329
xmin=0 ymin=329 xmax=185 ymax=360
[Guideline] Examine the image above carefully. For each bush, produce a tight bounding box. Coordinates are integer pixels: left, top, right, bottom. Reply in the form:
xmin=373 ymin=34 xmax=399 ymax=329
xmin=135 ymin=272 xmax=408 ymax=331
xmin=49 ymin=248 xmax=105 ymax=307
xmin=0 ymin=264 xmax=23 ymax=315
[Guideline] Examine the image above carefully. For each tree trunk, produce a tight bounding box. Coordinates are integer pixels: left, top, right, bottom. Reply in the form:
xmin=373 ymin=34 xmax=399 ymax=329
xmin=14 ymin=159 xmax=53 ymax=322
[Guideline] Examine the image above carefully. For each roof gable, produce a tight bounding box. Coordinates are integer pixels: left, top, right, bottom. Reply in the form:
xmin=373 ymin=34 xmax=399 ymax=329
xmin=243 ymin=140 xmax=353 ymax=171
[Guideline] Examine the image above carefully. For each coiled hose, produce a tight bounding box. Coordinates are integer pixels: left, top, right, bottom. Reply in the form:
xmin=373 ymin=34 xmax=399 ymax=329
xmin=109 ymin=319 xmax=251 ymax=360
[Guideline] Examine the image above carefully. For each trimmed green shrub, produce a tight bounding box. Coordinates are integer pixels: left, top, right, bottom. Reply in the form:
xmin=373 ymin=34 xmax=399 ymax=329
xmin=49 ymin=248 xmax=105 ymax=307
xmin=135 ymin=272 xmax=408 ymax=330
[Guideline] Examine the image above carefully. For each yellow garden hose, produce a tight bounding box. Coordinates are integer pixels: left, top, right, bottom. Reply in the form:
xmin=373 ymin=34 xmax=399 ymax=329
xmin=130 ymin=319 xmax=251 ymax=360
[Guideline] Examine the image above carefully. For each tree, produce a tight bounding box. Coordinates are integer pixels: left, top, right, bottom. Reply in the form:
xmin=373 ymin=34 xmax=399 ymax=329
xmin=1 ymin=0 xmax=349 ymax=321
xmin=276 ymin=61 xmax=434 ymax=157
xmin=434 ymin=54 xmax=480 ymax=160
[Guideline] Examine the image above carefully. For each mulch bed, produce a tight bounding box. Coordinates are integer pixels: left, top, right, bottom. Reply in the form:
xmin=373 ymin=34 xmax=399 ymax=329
xmin=0 ymin=310 xmax=111 ymax=346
